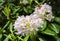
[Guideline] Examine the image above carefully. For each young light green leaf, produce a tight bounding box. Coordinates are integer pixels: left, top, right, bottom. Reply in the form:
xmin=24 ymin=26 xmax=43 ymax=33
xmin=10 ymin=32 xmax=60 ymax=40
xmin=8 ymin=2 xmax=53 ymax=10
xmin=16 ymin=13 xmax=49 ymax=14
xmin=2 ymin=5 xmax=11 ymax=19
xmin=22 ymin=35 xmax=29 ymax=41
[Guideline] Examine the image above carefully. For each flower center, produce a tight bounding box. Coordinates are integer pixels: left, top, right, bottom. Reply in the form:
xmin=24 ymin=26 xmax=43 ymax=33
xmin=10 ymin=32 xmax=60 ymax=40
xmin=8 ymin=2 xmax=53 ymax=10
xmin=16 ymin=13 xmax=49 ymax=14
xmin=26 ymin=22 xmax=30 ymax=28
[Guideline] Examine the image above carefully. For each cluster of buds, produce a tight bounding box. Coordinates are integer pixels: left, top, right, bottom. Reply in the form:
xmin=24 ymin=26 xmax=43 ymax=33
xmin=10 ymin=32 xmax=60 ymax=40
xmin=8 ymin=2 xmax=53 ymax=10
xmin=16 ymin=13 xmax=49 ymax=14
xmin=14 ymin=3 xmax=54 ymax=36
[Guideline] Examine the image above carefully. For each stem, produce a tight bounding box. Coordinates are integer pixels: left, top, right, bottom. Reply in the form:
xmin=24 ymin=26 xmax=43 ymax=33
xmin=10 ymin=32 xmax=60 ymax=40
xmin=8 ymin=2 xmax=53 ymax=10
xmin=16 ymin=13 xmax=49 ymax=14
xmin=30 ymin=31 xmax=37 ymax=41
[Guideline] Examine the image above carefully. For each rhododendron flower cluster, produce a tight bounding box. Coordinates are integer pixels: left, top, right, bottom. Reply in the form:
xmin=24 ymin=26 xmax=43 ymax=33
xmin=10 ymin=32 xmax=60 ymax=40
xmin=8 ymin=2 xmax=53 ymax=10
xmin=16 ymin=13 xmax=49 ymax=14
xmin=14 ymin=3 xmax=54 ymax=36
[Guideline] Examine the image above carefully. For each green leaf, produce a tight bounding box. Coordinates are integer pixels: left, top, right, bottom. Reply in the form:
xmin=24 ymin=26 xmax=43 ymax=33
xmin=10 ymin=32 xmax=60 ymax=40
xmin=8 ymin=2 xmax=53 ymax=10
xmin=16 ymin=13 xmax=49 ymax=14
xmin=54 ymin=17 xmax=60 ymax=24
xmin=41 ymin=20 xmax=47 ymax=31
xmin=13 ymin=8 xmax=19 ymax=14
xmin=56 ymin=37 xmax=60 ymax=41
xmin=3 ymin=30 xmax=6 ymax=33
xmin=42 ymin=28 xmax=56 ymax=36
xmin=54 ymin=24 xmax=60 ymax=30
xmin=0 ymin=0 xmax=5 ymax=6
xmin=24 ymin=7 xmax=28 ymax=13
xmin=39 ymin=38 xmax=46 ymax=41
xmin=28 ymin=0 xmax=33 ymax=4
xmin=9 ymin=22 xmax=13 ymax=31
xmin=2 ymin=11 xmax=7 ymax=17
xmin=12 ymin=6 xmax=20 ymax=14
xmin=54 ymin=36 xmax=60 ymax=41
xmin=17 ymin=36 xmax=23 ymax=40
xmin=3 ymin=21 xmax=10 ymax=30
xmin=41 ymin=0 xmax=46 ymax=4
xmin=4 ymin=34 xmax=12 ymax=40
xmin=4 ymin=38 xmax=8 ymax=41
xmin=22 ymin=35 xmax=29 ymax=41
xmin=29 ymin=31 xmax=37 ymax=41
xmin=49 ymin=23 xmax=59 ymax=33
xmin=0 ymin=0 xmax=4 ymax=2
xmin=2 ymin=5 xmax=11 ymax=19
xmin=11 ymin=33 xmax=16 ymax=40
xmin=0 ymin=34 xmax=2 ymax=39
